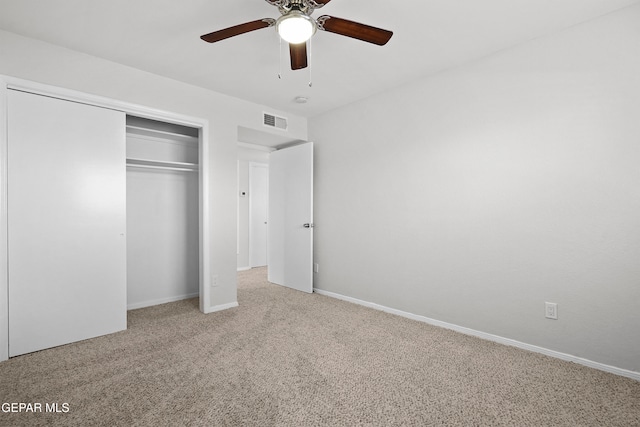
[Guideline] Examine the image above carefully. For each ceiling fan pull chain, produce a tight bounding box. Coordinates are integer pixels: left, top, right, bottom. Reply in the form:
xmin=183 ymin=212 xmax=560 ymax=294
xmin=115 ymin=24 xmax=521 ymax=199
xmin=308 ymin=38 xmax=313 ymax=87
xmin=278 ymin=36 xmax=282 ymax=79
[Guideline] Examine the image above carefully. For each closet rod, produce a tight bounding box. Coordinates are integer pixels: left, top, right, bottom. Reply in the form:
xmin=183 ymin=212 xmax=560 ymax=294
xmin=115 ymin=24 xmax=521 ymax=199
xmin=126 ymin=164 xmax=198 ymax=172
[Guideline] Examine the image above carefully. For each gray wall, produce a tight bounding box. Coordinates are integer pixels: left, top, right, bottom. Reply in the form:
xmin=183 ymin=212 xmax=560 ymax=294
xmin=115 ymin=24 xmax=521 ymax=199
xmin=310 ymin=5 xmax=640 ymax=373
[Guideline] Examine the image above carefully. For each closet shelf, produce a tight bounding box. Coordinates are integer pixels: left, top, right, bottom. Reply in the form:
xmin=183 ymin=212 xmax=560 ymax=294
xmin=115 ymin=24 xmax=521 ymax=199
xmin=126 ymin=157 xmax=199 ymax=172
xmin=126 ymin=125 xmax=198 ymax=144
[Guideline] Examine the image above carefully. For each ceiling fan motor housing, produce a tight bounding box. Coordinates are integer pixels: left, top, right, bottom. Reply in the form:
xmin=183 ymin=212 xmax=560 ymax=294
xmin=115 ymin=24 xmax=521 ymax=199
xmin=267 ymin=0 xmax=322 ymax=16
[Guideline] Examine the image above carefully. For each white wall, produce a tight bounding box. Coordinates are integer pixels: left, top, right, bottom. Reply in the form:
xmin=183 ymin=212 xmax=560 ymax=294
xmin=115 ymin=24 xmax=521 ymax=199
xmin=0 ymin=29 xmax=307 ymax=311
xmin=309 ymin=5 xmax=640 ymax=374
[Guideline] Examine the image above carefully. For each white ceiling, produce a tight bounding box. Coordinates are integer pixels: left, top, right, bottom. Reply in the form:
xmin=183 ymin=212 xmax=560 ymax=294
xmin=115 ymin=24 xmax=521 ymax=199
xmin=0 ymin=0 xmax=638 ymax=118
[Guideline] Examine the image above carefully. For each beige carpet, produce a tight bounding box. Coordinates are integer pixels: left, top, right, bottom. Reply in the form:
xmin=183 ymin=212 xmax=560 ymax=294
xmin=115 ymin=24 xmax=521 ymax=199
xmin=1 ymin=267 xmax=639 ymax=426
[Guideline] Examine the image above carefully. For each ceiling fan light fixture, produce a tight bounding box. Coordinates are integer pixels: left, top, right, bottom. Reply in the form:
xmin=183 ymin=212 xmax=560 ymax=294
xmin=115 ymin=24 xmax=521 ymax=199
xmin=276 ymin=11 xmax=316 ymax=44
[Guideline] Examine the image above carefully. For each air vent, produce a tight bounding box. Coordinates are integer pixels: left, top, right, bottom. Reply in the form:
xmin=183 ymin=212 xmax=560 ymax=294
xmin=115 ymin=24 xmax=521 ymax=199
xmin=263 ymin=113 xmax=287 ymax=130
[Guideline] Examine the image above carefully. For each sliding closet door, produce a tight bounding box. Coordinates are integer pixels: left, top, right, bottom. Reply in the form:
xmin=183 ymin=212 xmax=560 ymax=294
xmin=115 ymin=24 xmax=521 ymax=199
xmin=8 ymin=89 xmax=127 ymax=357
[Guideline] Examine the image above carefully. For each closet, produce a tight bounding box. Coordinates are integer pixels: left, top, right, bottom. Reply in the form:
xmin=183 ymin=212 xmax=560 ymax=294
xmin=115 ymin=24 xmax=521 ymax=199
xmin=3 ymin=79 xmax=207 ymax=359
xmin=125 ymin=116 xmax=200 ymax=309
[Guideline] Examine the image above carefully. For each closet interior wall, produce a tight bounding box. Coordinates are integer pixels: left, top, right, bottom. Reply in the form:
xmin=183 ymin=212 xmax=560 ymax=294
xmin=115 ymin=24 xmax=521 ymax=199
xmin=126 ymin=116 xmax=200 ymax=309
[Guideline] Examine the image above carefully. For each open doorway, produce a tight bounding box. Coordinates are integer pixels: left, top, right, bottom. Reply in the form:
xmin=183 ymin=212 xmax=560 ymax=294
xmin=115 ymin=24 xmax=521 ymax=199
xmin=236 ymin=126 xmax=305 ymax=273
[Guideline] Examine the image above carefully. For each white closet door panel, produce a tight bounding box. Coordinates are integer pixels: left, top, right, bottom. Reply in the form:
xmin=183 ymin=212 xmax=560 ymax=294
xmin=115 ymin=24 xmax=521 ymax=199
xmin=8 ymin=90 xmax=127 ymax=357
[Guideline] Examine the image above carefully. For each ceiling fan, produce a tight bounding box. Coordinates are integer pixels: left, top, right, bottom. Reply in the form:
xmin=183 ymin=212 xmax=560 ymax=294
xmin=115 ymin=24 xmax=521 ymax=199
xmin=200 ymin=0 xmax=393 ymax=71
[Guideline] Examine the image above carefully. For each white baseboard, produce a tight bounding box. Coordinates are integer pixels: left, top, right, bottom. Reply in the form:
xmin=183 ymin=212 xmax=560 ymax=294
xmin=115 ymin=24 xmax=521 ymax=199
xmin=237 ymin=266 xmax=251 ymax=272
xmin=203 ymin=301 xmax=239 ymax=314
xmin=127 ymin=292 xmax=199 ymax=310
xmin=313 ymin=288 xmax=640 ymax=382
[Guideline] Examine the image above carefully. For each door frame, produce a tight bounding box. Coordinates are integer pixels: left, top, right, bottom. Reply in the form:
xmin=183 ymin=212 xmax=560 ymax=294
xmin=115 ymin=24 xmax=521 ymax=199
xmin=0 ymin=76 xmax=213 ymax=361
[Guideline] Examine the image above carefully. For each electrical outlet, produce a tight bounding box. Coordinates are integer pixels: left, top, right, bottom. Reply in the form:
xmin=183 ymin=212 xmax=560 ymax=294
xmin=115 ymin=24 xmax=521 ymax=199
xmin=545 ymin=302 xmax=558 ymax=319
xmin=314 ymin=263 xmax=319 ymax=273
xmin=211 ymin=274 xmax=219 ymax=288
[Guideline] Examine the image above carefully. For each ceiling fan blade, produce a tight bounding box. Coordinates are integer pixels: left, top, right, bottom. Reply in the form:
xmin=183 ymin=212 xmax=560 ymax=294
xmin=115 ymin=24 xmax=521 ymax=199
xmin=200 ymin=19 xmax=275 ymax=43
xmin=317 ymin=16 xmax=393 ymax=46
xmin=289 ymin=42 xmax=308 ymax=70
xmin=311 ymin=0 xmax=333 ymax=5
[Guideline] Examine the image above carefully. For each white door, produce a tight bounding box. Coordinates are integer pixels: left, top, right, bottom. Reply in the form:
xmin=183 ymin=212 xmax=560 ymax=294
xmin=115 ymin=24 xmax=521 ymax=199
xmin=249 ymin=163 xmax=268 ymax=267
xmin=8 ymin=90 xmax=127 ymax=357
xmin=267 ymin=142 xmax=313 ymax=293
